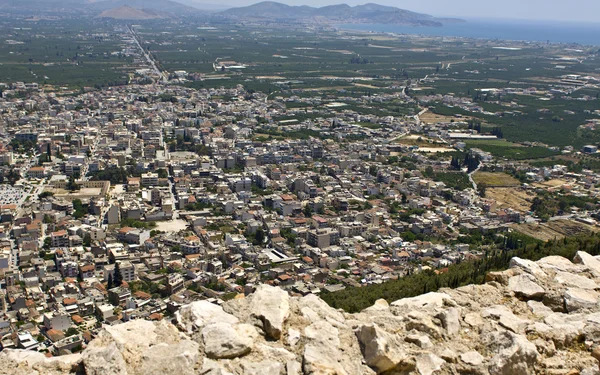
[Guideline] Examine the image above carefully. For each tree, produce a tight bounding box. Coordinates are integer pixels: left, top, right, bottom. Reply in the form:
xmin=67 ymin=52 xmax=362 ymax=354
xmin=46 ymin=143 xmax=51 ymax=161
xmin=254 ymin=228 xmax=265 ymax=245
xmin=107 ymin=273 xmax=114 ymax=290
xmin=83 ymin=233 xmax=91 ymax=247
xmin=304 ymin=204 xmax=313 ymax=218
xmin=156 ymin=169 xmax=168 ymax=179
xmin=113 ymin=262 xmax=123 ymax=287
xmin=478 ymin=182 xmax=487 ymax=198
xmin=67 ymin=175 xmax=79 ymax=191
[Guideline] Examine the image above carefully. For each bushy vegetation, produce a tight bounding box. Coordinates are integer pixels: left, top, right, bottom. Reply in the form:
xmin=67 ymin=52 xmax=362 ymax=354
xmin=322 ymin=232 xmax=600 ymax=312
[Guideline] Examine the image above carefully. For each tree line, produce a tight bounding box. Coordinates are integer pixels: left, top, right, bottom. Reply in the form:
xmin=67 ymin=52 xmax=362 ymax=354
xmin=321 ymin=232 xmax=600 ymax=313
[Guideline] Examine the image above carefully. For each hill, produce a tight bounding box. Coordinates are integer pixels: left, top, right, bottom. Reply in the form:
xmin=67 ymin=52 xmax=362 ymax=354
xmin=218 ymin=1 xmax=463 ymax=26
xmin=90 ymin=0 xmax=202 ymax=15
xmin=2 ymin=252 xmax=600 ymax=374
xmin=97 ymin=5 xmax=164 ymax=19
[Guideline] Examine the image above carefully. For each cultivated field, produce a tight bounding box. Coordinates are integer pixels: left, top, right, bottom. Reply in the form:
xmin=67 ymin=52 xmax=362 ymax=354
xmin=473 ymin=172 xmax=521 ymax=187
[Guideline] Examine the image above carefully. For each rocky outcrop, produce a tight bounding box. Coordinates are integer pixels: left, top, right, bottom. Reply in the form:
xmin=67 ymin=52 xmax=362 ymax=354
xmin=4 ymin=252 xmax=600 ymax=374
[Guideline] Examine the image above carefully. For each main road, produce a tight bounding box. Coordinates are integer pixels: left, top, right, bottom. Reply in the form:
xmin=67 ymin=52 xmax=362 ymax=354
xmin=128 ymin=25 xmax=168 ymax=84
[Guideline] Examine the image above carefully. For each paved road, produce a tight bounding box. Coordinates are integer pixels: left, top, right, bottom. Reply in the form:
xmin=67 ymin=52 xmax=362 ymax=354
xmin=128 ymin=25 xmax=168 ymax=83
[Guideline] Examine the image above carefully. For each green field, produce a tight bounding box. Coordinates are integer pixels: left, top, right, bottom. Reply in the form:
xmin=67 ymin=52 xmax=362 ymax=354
xmin=464 ymin=139 xmax=559 ymax=160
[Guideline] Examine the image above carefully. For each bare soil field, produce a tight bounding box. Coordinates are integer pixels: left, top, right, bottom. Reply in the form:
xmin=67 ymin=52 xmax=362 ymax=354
xmin=419 ymin=112 xmax=458 ymax=124
xmin=486 ymin=187 xmax=533 ymax=212
xmin=512 ymin=219 xmax=599 ymax=241
xmin=473 ymin=172 xmax=521 ymax=187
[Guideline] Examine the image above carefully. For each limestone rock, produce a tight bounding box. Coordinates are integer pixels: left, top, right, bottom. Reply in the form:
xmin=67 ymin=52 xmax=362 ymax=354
xmin=405 ymin=333 xmax=433 ymax=349
xmin=356 ymin=324 xmax=407 ymax=373
xmin=82 ymin=342 xmax=127 ymax=375
xmin=486 ymin=331 xmax=538 ymax=375
xmin=241 ymin=360 xmax=283 ymax=375
xmin=303 ymin=320 xmax=347 ymax=375
xmin=415 ymin=353 xmax=445 ymax=375
xmin=391 ymin=292 xmax=454 ymax=310
xmin=250 ymin=284 xmax=290 ymax=340
xmin=405 ymin=311 xmax=442 ymax=338
xmin=460 ymin=351 xmax=485 ymax=366
xmin=437 ymin=307 xmax=461 ymax=336
xmin=565 ymin=288 xmax=600 ymax=312
xmin=509 ymin=257 xmax=547 ymax=278
xmin=176 ymin=300 xmax=239 ymax=333
xmin=574 ymin=251 xmax=600 ymax=277
xmin=139 ymin=340 xmax=200 ymax=375
xmin=202 ymin=322 xmax=252 ymax=359
xmin=508 ymin=274 xmax=545 ymax=300
xmin=555 ymin=271 xmax=597 ymax=290
xmin=483 ymin=306 xmax=530 ymax=334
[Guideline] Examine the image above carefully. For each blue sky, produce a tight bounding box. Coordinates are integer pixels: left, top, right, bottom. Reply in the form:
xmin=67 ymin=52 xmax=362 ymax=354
xmin=218 ymin=0 xmax=600 ymax=22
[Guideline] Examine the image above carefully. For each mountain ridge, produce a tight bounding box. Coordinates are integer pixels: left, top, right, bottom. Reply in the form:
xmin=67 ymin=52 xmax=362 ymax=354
xmin=218 ymin=1 xmax=464 ymax=26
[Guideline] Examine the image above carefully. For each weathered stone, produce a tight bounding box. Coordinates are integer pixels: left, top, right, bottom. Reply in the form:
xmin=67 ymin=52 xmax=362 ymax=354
xmin=415 ymin=353 xmax=445 ymax=375
xmin=176 ymin=300 xmax=239 ymax=333
xmin=527 ymin=300 xmax=554 ymax=317
xmin=405 ymin=311 xmax=442 ymax=338
xmin=241 ymin=360 xmax=283 ymax=375
xmin=405 ymin=333 xmax=433 ymax=349
xmin=286 ymin=360 xmax=302 ymax=375
xmin=483 ymin=306 xmax=530 ymax=334
xmin=565 ymin=288 xmax=600 ymax=312
xmin=250 ymin=284 xmax=290 ymax=340
xmin=199 ymin=359 xmax=234 ymax=375
xmin=287 ymin=328 xmax=301 ymax=348
xmin=202 ymin=322 xmax=253 ymax=359
xmin=460 ymin=351 xmax=485 ymax=366
xmin=139 ymin=340 xmax=200 ymax=375
xmin=437 ymin=307 xmax=461 ymax=336
xmin=82 ymin=342 xmax=127 ymax=375
xmin=356 ymin=324 xmax=407 ymax=373
xmin=439 ymin=348 xmax=457 ymax=363
xmin=391 ymin=292 xmax=455 ymax=310
xmin=555 ymin=271 xmax=597 ymax=290
xmin=303 ymin=320 xmax=347 ymax=375
xmin=508 ymin=274 xmax=545 ymax=300
xmin=486 ymin=331 xmax=538 ymax=375
xmin=509 ymin=257 xmax=547 ymax=278
xmin=574 ymin=251 xmax=600 ymax=277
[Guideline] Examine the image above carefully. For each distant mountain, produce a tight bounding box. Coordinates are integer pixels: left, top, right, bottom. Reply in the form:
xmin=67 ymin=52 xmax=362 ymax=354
xmin=89 ymin=0 xmax=202 ymax=16
xmin=97 ymin=5 xmax=164 ymax=19
xmin=218 ymin=1 xmax=463 ymax=26
xmin=175 ymin=0 xmax=231 ymax=11
xmin=0 ymin=0 xmax=204 ymax=17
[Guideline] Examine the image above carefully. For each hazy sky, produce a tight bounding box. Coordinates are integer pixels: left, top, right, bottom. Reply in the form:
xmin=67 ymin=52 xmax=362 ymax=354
xmin=218 ymin=0 xmax=600 ymax=22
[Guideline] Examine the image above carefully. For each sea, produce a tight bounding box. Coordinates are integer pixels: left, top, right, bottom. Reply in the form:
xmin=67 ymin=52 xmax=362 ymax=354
xmin=339 ymin=19 xmax=600 ymax=46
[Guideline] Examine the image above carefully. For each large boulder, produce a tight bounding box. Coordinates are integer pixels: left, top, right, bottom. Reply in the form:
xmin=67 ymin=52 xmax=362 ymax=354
xmin=82 ymin=342 xmax=127 ymax=375
xmin=509 ymin=257 xmax=547 ymax=278
xmin=508 ymin=274 xmax=545 ymax=300
xmin=391 ymin=292 xmax=455 ymax=310
xmin=356 ymin=324 xmax=407 ymax=373
xmin=564 ymin=288 xmax=600 ymax=312
xmin=554 ymin=271 xmax=597 ymax=290
xmin=250 ymin=284 xmax=290 ymax=340
xmin=574 ymin=251 xmax=600 ymax=277
xmin=486 ymin=331 xmax=538 ymax=375
xmin=302 ymin=320 xmax=347 ymax=375
xmin=201 ymin=322 xmax=253 ymax=359
xmin=176 ymin=300 xmax=239 ymax=333
xmin=415 ymin=353 xmax=445 ymax=375
xmin=138 ymin=340 xmax=200 ymax=375
xmin=437 ymin=308 xmax=461 ymax=337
